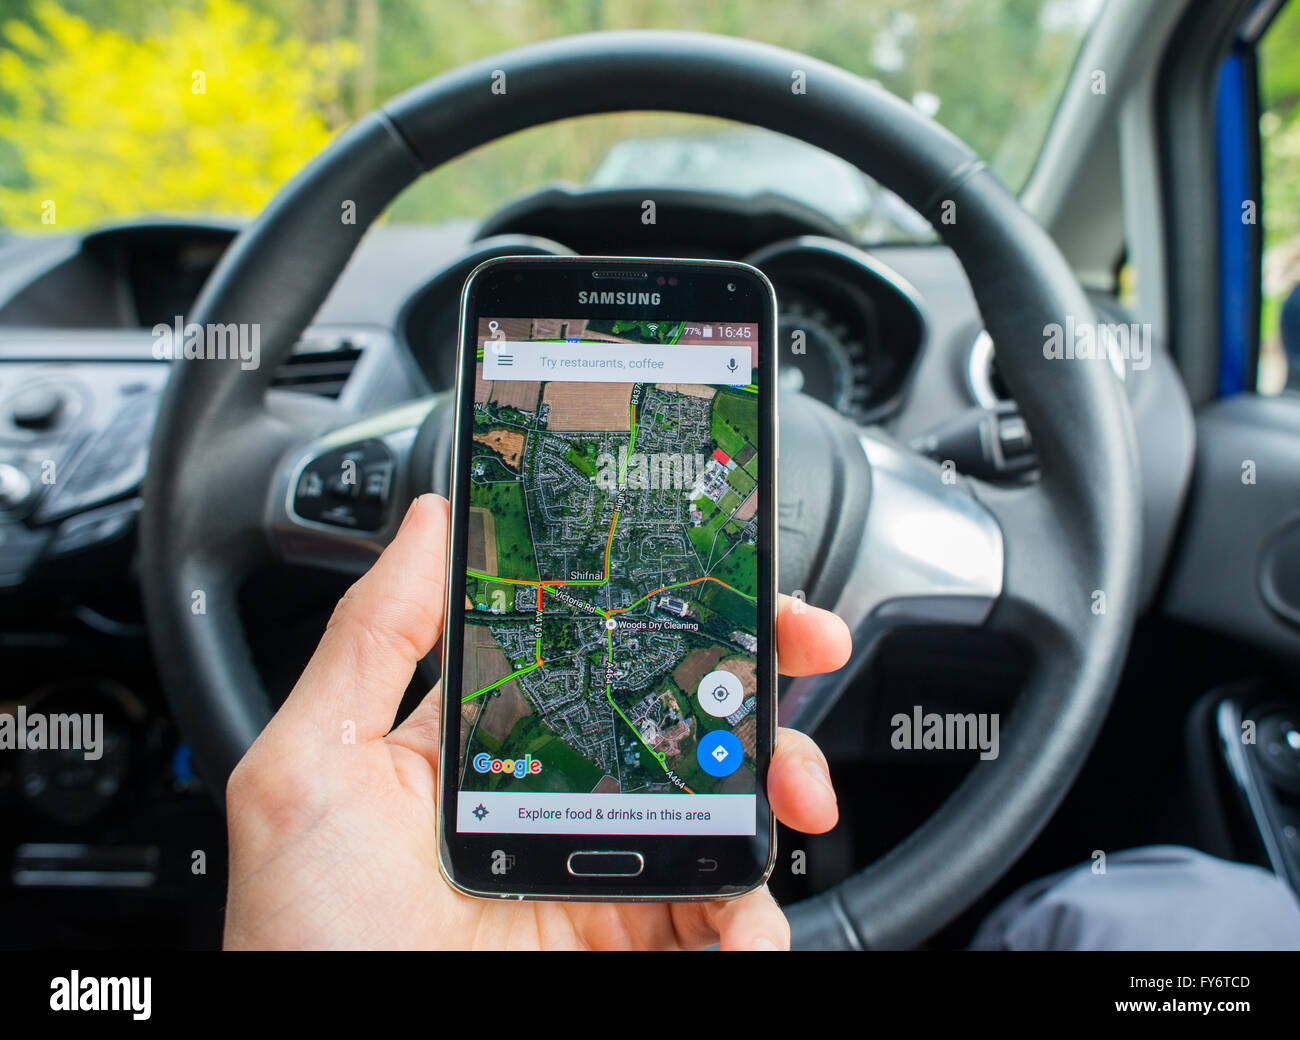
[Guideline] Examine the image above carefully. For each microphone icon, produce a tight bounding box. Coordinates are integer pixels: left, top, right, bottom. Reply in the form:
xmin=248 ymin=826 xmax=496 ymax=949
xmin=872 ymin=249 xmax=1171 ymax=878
xmin=727 ymin=357 xmax=738 ymax=372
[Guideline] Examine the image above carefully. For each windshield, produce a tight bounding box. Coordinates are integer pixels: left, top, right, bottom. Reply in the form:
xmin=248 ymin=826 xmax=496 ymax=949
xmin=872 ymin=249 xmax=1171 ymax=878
xmin=0 ymin=0 xmax=1104 ymax=241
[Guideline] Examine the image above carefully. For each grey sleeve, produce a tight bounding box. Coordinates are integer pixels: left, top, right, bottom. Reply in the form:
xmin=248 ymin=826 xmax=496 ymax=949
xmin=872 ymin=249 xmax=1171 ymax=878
xmin=970 ymin=845 xmax=1300 ymax=951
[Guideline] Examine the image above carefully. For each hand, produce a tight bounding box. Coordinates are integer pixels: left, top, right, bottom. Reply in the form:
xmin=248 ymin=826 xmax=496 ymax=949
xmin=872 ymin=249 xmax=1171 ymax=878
xmin=224 ymin=494 xmax=851 ymax=950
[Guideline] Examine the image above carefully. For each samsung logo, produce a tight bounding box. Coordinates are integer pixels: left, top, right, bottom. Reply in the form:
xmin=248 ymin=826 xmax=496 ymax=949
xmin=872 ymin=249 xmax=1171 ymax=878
xmin=577 ymin=291 xmax=662 ymax=305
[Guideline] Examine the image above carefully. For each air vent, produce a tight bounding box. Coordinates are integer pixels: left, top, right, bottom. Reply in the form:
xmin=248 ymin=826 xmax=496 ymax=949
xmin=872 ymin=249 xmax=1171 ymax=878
xmin=272 ymin=335 xmax=363 ymax=399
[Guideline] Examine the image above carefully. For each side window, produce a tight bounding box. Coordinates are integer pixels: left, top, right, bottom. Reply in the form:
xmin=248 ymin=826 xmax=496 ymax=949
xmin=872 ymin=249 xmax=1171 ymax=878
xmin=1258 ymin=1 xmax=1300 ymax=393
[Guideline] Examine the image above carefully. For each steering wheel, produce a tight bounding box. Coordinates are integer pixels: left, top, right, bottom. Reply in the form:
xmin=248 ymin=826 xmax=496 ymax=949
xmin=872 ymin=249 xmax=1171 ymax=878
xmin=139 ymin=31 xmax=1140 ymax=950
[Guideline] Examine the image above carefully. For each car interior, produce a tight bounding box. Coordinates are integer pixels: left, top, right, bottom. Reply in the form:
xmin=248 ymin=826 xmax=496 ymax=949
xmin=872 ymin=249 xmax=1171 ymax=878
xmin=1 ymin=0 xmax=1299 ymax=950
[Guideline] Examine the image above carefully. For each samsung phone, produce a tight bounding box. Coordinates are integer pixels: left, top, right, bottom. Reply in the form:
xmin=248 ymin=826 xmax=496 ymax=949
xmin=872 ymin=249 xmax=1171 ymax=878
xmin=439 ymin=255 xmax=777 ymax=900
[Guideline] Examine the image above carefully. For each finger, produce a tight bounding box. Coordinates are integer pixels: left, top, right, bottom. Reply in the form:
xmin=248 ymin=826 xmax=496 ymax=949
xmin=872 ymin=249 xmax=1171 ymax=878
xmin=277 ymin=494 xmax=449 ymax=745
xmin=691 ymin=886 xmax=790 ymax=951
xmin=767 ymin=726 xmax=838 ymax=834
xmin=776 ymin=594 xmax=851 ymax=676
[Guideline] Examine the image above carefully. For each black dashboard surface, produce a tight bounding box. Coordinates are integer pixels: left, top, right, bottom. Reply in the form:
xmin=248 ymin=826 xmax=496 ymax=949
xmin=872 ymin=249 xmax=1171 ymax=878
xmin=0 ymin=221 xmax=239 ymax=330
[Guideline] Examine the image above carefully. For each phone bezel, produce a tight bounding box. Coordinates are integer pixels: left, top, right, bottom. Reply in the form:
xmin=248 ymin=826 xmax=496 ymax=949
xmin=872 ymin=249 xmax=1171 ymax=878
xmin=438 ymin=255 xmax=778 ymax=901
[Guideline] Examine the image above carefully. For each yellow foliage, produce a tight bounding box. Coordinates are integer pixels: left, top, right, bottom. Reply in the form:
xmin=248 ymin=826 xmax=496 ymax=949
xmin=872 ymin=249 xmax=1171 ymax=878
xmin=0 ymin=0 xmax=357 ymax=229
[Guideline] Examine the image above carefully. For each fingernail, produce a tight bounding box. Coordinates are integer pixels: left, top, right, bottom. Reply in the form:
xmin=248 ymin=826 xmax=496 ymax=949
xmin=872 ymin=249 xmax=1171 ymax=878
xmin=752 ymin=937 xmax=781 ymax=951
xmin=804 ymin=758 xmax=836 ymax=800
xmin=397 ymin=496 xmax=423 ymax=534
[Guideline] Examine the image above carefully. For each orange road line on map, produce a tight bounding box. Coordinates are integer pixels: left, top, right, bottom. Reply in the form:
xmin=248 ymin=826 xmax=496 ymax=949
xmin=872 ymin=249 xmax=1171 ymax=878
xmin=604 ymin=513 xmax=617 ymax=574
xmin=476 ymin=522 xmax=747 ymax=621
xmin=606 ymin=575 xmax=746 ymax=616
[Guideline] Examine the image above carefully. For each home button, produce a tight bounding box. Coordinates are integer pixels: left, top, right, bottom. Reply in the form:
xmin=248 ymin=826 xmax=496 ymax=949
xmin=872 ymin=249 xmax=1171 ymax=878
xmin=566 ymin=851 xmax=645 ymax=877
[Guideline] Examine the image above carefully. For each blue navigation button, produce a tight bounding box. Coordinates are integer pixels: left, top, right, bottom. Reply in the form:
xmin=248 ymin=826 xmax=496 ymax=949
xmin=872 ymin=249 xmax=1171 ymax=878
xmin=697 ymin=730 xmax=744 ymax=778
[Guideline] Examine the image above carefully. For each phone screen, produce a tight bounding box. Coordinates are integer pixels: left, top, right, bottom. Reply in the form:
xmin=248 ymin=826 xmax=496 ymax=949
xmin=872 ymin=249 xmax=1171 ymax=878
xmin=453 ymin=313 xmax=764 ymax=839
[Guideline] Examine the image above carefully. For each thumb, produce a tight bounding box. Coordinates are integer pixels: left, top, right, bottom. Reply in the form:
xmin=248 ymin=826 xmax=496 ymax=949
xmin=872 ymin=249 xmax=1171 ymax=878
xmin=276 ymin=494 xmax=449 ymax=746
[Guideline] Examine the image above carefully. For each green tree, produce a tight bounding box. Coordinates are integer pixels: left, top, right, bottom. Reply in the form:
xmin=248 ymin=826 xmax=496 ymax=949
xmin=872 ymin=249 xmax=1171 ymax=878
xmin=0 ymin=0 xmax=355 ymax=228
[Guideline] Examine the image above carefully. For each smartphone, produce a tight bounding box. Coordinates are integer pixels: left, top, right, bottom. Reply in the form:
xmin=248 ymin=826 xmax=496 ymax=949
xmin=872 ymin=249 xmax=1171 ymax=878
xmin=439 ymin=255 xmax=777 ymax=900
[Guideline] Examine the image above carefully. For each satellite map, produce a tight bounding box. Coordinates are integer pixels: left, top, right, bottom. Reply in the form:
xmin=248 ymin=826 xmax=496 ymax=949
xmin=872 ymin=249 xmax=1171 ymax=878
xmin=458 ymin=316 xmax=761 ymax=806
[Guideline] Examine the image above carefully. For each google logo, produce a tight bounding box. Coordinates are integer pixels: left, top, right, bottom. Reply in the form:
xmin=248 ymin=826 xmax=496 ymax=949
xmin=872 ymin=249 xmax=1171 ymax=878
xmin=473 ymin=752 xmax=543 ymax=779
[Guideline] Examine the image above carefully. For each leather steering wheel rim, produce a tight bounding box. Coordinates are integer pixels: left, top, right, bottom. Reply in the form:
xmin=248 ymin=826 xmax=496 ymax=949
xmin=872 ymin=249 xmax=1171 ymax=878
xmin=140 ymin=30 xmax=1141 ymax=949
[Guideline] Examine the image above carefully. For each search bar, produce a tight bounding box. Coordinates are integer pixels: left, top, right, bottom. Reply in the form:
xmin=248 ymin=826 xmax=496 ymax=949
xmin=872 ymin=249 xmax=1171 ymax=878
xmin=482 ymin=341 xmax=751 ymax=384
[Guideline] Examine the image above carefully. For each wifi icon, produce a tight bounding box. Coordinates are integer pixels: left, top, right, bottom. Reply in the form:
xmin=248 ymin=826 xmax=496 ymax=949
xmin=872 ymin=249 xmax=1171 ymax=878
xmin=647 ymin=323 xmax=659 ymax=334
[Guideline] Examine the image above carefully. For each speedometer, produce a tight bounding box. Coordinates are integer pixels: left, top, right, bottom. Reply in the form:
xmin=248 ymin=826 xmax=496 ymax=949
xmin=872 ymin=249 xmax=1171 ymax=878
xmin=777 ymin=298 xmax=871 ymax=421
xmin=745 ymin=236 xmax=926 ymax=425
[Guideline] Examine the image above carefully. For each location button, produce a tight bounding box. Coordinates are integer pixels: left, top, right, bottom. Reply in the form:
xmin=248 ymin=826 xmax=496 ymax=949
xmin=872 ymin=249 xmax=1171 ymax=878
xmin=697 ymin=668 xmax=744 ymax=718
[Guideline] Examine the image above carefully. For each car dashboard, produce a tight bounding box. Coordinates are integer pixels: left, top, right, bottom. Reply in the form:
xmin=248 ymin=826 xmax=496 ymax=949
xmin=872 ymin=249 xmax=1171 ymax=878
xmin=0 ymin=186 xmax=1194 ymax=946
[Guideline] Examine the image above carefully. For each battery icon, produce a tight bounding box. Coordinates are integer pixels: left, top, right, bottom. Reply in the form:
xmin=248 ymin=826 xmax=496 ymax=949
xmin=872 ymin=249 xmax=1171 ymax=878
xmin=702 ymin=326 xmax=713 ymax=337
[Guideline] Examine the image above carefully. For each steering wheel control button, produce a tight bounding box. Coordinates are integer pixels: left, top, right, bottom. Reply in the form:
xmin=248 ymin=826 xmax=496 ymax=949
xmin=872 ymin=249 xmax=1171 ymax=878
xmin=325 ymin=449 xmax=366 ymax=500
xmin=362 ymin=463 xmax=394 ymax=503
xmin=697 ymin=668 xmax=744 ymax=718
xmin=697 ymin=730 xmax=744 ymax=778
xmin=566 ymin=851 xmax=645 ymax=878
xmin=292 ymin=439 xmax=394 ymax=531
